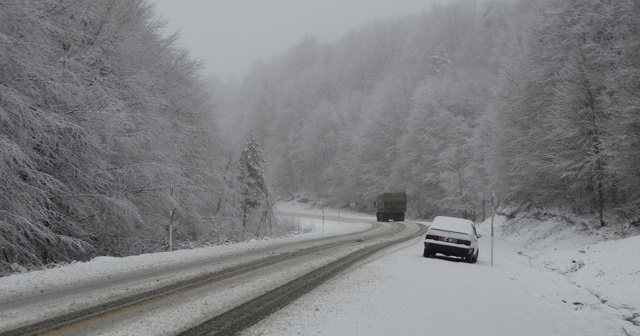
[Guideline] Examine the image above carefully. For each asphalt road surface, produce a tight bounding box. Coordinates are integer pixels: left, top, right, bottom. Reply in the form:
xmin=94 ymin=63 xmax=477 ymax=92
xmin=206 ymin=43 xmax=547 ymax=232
xmin=1 ymin=213 xmax=426 ymax=336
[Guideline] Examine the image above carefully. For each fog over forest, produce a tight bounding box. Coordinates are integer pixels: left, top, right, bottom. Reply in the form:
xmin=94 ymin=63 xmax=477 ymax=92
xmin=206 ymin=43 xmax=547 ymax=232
xmin=2 ymin=0 xmax=639 ymax=269
xmin=216 ymin=0 xmax=640 ymax=224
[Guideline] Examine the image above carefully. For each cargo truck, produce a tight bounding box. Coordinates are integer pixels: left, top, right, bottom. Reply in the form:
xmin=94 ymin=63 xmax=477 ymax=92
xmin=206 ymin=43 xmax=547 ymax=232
xmin=375 ymin=192 xmax=407 ymax=222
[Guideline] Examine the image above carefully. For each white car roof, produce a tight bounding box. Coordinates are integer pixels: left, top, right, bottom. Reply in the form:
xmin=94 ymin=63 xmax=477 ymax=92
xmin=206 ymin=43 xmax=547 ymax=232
xmin=429 ymin=216 xmax=475 ymax=234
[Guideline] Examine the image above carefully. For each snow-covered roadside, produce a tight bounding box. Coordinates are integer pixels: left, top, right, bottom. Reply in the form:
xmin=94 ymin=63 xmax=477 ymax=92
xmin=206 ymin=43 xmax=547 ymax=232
xmin=1 ymin=201 xmax=638 ymax=335
xmin=490 ymin=215 xmax=640 ymax=328
xmin=536 ymin=237 xmax=640 ymax=324
xmin=0 ymin=201 xmax=370 ymax=304
xmin=241 ymin=214 xmax=639 ymax=336
xmin=276 ymin=201 xmax=374 ymax=222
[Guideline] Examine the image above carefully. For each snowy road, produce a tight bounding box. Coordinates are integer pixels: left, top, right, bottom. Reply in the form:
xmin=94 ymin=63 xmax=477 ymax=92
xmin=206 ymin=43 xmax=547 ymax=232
xmin=0 ymin=211 xmax=424 ymax=335
xmin=1 ymin=204 xmax=638 ymax=336
xmin=242 ymin=216 xmax=639 ymax=336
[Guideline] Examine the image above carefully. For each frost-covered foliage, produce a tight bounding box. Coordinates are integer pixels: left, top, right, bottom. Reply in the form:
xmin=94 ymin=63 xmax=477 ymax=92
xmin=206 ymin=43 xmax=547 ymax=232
xmin=237 ymin=131 xmax=275 ymax=239
xmin=216 ymin=0 xmax=640 ymax=229
xmin=239 ymin=131 xmax=269 ymax=210
xmin=0 ymin=0 xmax=230 ymax=266
xmin=0 ymin=0 xmax=289 ymax=269
xmin=491 ymin=0 xmax=640 ymax=226
xmin=216 ymin=0 xmax=521 ymax=221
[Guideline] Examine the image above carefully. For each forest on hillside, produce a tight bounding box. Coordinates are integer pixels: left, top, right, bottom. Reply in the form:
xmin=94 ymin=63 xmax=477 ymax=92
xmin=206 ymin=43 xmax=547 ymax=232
xmin=0 ymin=0 xmax=277 ymax=269
xmin=2 ymin=0 xmax=639 ymax=269
xmin=216 ymin=0 xmax=640 ymax=228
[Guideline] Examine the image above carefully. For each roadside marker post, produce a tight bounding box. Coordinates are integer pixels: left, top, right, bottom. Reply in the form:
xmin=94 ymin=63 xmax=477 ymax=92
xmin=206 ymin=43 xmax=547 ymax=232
xmin=491 ymin=190 xmax=495 ymax=266
xmin=169 ymin=183 xmax=175 ymax=252
xmin=322 ymin=205 xmax=325 ymax=233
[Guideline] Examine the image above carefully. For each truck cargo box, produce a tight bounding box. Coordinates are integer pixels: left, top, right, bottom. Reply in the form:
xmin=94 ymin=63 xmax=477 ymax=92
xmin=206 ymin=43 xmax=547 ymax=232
xmin=375 ymin=192 xmax=407 ymax=222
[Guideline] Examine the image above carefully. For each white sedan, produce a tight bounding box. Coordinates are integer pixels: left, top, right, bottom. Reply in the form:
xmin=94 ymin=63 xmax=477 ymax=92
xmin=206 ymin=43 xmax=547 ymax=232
xmin=423 ymin=216 xmax=481 ymax=263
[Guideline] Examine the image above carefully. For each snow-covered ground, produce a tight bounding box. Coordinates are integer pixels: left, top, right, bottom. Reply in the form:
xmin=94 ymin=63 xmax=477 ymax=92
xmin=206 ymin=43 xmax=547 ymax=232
xmin=0 ymin=203 xmax=372 ymax=334
xmin=1 ymin=202 xmax=638 ymax=335
xmin=0 ymin=204 xmax=365 ymax=301
xmin=243 ymin=205 xmax=640 ymax=336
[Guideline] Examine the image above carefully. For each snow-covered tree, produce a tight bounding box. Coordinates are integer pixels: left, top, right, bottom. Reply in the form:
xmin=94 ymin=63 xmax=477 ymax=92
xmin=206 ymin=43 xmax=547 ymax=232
xmin=213 ymin=0 xmax=530 ymax=220
xmin=490 ymin=0 xmax=640 ymax=226
xmin=238 ymin=131 xmax=271 ymax=235
xmin=0 ymin=0 xmax=226 ymax=267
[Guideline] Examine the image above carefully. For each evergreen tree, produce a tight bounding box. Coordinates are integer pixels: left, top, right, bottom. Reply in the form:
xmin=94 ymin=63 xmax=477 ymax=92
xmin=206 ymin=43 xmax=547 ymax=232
xmin=238 ymin=131 xmax=270 ymax=233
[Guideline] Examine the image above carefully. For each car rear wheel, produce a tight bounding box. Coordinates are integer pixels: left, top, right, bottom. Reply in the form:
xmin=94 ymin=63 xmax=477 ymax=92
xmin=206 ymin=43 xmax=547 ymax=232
xmin=467 ymin=249 xmax=478 ymax=264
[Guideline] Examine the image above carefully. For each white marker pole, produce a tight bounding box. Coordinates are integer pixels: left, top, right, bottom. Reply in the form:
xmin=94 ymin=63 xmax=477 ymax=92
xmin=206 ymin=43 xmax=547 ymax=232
xmin=491 ymin=190 xmax=495 ymax=266
xmin=169 ymin=183 xmax=174 ymax=252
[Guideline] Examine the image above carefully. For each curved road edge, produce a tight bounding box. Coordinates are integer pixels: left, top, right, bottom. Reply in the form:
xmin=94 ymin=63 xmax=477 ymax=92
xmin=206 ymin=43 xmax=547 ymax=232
xmin=179 ymin=221 xmax=428 ymax=336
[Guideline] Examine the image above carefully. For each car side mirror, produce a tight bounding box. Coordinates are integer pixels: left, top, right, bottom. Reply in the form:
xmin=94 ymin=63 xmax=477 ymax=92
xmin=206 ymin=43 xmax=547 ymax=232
xmin=477 ymin=233 xmax=483 ymax=238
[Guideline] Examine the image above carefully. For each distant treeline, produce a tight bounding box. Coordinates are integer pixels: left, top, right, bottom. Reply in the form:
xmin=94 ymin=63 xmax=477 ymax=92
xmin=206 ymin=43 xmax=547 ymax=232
xmin=216 ymin=0 xmax=640 ymax=227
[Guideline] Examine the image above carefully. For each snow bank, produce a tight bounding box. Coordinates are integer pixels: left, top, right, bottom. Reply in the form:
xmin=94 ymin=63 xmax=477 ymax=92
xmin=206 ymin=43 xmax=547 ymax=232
xmin=0 ymin=201 xmax=370 ymax=301
xmin=486 ymin=213 xmax=640 ymax=326
xmin=244 ymin=216 xmax=637 ymax=336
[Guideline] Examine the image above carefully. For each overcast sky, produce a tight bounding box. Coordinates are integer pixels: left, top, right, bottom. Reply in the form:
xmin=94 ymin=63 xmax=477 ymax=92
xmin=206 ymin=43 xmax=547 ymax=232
xmin=149 ymin=0 xmax=449 ymax=81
